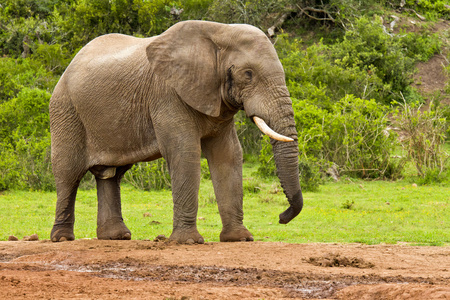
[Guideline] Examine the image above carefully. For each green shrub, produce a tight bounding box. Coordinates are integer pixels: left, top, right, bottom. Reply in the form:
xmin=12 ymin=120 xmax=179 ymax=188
xmin=0 ymin=87 xmax=51 ymax=143
xmin=0 ymin=87 xmax=53 ymax=191
xmin=393 ymin=101 xmax=449 ymax=180
xmin=276 ymin=35 xmax=386 ymax=108
xmin=259 ymin=95 xmax=402 ymax=184
xmin=0 ymin=135 xmax=53 ymax=191
xmin=206 ymin=0 xmax=283 ymax=28
xmin=124 ymin=159 xmax=171 ymax=191
xmin=51 ymin=0 xmax=213 ymax=51
xmin=297 ymin=157 xmax=324 ymax=192
xmin=0 ymin=57 xmax=55 ymax=103
xmin=31 ymin=43 xmax=73 ymax=75
xmin=258 ymin=135 xmax=276 ymax=177
xmin=331 ymin=17 xmax=412 ymax=104
xmin=295 ymin=95 xmax=401 ymax=179
xmin=235 ymin=111 xmax=262 ymax=157
xmin=404 ymin=0 xmax=450 ymax=19
xmin=201 ymin=158 xmax=211 ymax=180
xmin=327 ymin=96 xmax=400 ymax=178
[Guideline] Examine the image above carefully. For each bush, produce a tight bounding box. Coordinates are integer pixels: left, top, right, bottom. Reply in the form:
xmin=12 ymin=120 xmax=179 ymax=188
xmin=323 ymin=95 xmax=401 ymax=179
xmin=276 ymin=18 xmax=441 ymax=107
xmin=0 ymin=57 xmax=56 ymax=103
xmin=235 ymin=111 xmax=262 ymax=157
xmin=123 ymin=159 xmax=171 ymax=191
xmin=206 ymin=0 xmax=283 ymax=28
xmin=259 ymin=95 xmax=403 ymax=184
xmin=0 ymin=87 xmax=53 ymax=191
xmin=277 ymin=35 xmax=385 ymax=109
xmin=294 ymin=95 xmax=401 ymax=179
xmin=393 ymin=101 xmax=449 ymax=179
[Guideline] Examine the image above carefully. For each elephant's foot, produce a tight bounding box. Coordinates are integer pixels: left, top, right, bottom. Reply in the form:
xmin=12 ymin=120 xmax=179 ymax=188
xmin=220 ymin=225 xmax=254 ymax=242
xmin=51 ymin=224 xmax=75 ymax=242
xmin=97 ymin=219 xmax=131 ymax=240
xmin=170 ymin=227 xmax=204 ymax=244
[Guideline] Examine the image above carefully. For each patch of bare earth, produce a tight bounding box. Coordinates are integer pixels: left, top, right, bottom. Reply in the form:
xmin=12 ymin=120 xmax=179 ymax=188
xmin=411 ymin=19 xmax=450 ymax=109
xmin=0 ymin=240 xmax=449 ymax=299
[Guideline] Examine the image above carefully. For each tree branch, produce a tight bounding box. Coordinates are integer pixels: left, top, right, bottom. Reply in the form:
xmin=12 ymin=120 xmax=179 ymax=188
xmin=297 ymin=5 xmax=335 ymax=22
xmin=268 ymin=12 xmax=290 ymax=37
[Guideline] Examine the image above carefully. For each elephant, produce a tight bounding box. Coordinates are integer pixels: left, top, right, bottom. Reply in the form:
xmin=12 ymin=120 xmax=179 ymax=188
xmin=49 ymin=20 xmax=303 ymax=244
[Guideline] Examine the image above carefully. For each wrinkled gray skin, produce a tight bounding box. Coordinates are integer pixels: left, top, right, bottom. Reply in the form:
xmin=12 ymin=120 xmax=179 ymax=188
xmin=50 ymin=20 xmax=303 ymax=243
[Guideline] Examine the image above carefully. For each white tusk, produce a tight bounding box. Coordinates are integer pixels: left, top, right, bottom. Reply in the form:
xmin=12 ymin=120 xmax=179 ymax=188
xmin=253 ymin=116 xmax=294 ymax=142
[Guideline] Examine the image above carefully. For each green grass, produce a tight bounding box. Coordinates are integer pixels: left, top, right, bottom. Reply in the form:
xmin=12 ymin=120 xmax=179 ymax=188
xmin=1 ymin=163 xmax=449 ymax=245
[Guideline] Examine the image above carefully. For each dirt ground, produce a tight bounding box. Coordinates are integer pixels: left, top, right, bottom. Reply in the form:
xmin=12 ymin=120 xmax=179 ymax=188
xmin=0 ymin=239 xmax=449 ymax=299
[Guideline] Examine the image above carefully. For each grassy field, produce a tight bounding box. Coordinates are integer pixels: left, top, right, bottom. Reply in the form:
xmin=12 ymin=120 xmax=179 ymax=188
xmin=1 ymin=163 xmax=449 ymax=245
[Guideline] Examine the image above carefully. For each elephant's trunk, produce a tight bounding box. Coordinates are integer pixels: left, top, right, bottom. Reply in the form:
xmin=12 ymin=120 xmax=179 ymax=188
xmin=258 ymin=97 xmax=303 ymax=224
xmin=272 ymin=136 xmax=303 ymax=224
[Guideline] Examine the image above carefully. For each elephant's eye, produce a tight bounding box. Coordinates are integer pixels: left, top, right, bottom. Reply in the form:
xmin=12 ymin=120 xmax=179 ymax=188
xmin=244 ymin=70 xmax=253 ymax=81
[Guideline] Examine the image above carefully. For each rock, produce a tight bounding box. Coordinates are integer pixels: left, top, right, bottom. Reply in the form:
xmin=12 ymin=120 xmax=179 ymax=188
xmin=153 ymin=234 xmax=168 ymax=242
xmin=8 ymin=235 xmax=18 ymax=241
xmin=23 ymin=234 xmax=39 ymax=241
xmin=326 ymin=163 xmax=340 ymax=181
xmin=412 ymin=183 xmax=418 ymax=188
xmin=143 ymin=212 xmax=152 ymax=217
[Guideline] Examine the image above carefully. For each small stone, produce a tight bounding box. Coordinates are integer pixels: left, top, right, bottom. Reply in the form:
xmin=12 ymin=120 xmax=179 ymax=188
xmin=23 ymin=234 xmax=39 ymax=241
xmin=153 ymin=234 xmax=168 ymax=242
xmin=198 ymin=217 xmax=205 ymax=220
xmin=412 ymin=183 xmax=418 ymax=188
xmin=143 ymin=212 xmax=152 ymax=217
xmin=8 ymin=235 xmax=18 ymax=241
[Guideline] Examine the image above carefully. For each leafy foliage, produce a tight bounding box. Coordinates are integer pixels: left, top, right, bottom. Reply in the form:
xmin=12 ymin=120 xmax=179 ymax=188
xmin=259 ymin=95 xmax=403 ymax=183
xmin=124 ymin=160 xmax=171 ymax=191
xmin=0 ymin=88 xmax=53 ymax=190
xmin=393 ymin=101 xmax=449 ymax=180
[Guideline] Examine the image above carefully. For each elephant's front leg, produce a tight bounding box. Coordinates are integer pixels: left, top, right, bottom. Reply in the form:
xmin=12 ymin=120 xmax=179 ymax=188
xmin=202 ymin=122 xmax=253 ymax=242
xmin=164 ymin=142 xmax=204 ymax=244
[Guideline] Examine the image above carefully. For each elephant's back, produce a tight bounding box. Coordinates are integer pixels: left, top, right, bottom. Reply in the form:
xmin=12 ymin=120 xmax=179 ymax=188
xmin=53 ymin=34 xmax=152 ymax=104
xmin=65 ymin=34 xmax=151 ymax=73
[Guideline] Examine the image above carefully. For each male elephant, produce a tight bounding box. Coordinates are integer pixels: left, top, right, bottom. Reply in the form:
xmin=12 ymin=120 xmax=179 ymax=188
xmin=50 ymin=20 xmax=303 ymax=243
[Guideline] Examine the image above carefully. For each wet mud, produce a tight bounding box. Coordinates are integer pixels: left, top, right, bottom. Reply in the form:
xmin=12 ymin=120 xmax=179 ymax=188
xmin=0 ymin=239 xmax=449 ymax=299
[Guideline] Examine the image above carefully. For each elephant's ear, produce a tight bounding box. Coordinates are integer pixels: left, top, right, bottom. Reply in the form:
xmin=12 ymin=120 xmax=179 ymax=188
xmin=146 ymin=21 xmax=222 ymax=117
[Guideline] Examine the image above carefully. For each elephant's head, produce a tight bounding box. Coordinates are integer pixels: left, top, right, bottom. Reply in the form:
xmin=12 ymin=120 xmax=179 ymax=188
xmin=147 ymin=20 xmax=303 ymax=224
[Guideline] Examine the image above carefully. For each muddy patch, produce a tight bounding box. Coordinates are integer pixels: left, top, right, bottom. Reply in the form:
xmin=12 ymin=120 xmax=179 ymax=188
xmin=305 ymin=253 xmax=375 ymax=268
xmin=0 ymin=240 xmax=449 ymax=299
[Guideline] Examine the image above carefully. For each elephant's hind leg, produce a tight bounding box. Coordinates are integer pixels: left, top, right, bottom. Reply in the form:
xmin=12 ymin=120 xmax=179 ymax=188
xmin=93 ymin=165 xmax=132 ymax=240
xmin=51 ymin=160 xmax=87 ymax=242
xmin=51 ymin=181 xmax=81 ymax=242
xmin=50 ymin=100 xmax=88 ymax=242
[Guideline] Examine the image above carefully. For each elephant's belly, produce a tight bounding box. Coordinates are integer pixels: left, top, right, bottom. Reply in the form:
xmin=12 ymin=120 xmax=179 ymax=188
xmin=86 ymin=133 xmax=162 ymax=167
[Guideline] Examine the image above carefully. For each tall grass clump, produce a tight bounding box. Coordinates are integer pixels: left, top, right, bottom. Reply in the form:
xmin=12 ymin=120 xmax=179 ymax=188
xmin=393 ymin=100 xmax=449 ymax=183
